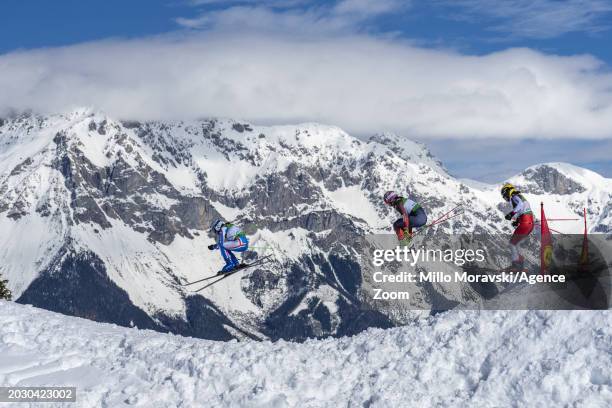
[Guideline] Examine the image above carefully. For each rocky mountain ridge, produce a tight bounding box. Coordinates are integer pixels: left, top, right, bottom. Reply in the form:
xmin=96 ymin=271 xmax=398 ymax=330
xmin=1 ymin=109 xmax=610 ymax=340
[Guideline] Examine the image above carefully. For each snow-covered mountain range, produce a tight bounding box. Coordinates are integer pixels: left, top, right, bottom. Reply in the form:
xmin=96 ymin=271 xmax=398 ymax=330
xmin=1 ymin=301 xmax=610 ymax=407
xmin=1 ymin=110 xmax=611 ymax=341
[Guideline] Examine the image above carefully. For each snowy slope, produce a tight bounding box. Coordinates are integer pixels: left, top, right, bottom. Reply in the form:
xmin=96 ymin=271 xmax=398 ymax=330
xmin=1 ymin=110 xmax=611 ymax=341
xmin=1 ymin=301 xmax=610 ymax=407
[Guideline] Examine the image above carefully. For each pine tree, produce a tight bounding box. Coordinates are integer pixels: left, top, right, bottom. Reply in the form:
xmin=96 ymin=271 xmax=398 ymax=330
xmin=0 ymin=274 xmax=12 ymax=301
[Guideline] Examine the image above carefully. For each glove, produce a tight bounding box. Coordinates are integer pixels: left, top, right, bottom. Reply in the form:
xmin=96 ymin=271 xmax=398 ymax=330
xmin=512 ymin=220 xmax=519 ymax=227
xmin=505 ymin=212 xmax=514 ymax=221
xmin=207 ymin=244 xmax=218 ymax=250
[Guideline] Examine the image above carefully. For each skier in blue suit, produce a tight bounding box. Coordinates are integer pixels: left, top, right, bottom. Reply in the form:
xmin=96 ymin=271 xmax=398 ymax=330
xmin=208 ymin=219 xmax=249 ymax=274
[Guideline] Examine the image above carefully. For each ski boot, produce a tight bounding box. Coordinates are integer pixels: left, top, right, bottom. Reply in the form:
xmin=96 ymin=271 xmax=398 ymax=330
xmin=219 ymin=261 xmax=239 ymax=275
xmin=506 ymin=256 xmax=525 ymax=273
xmin=399 ymin=230 xmax=414 ymax=247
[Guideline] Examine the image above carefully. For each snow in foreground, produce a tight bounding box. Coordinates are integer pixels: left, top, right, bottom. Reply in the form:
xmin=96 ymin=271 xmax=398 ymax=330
xmin=0 ymin=302 xmax=610 ymax=407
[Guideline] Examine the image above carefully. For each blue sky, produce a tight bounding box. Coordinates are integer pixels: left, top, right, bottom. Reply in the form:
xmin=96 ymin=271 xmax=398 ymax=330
xmin=1 ymin=0 xmax=612 ymax=181
xmin=3 ymin=1 xmax=612 ymax=63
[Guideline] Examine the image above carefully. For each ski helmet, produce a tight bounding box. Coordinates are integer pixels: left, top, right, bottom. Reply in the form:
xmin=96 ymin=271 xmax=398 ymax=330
xmin=383 ymin=190 xmax=399 ymax=204
xmin=211 ymin=219 xmax=225 ymax=232
xmin=501 ymin=183 xmax=515 ymax=201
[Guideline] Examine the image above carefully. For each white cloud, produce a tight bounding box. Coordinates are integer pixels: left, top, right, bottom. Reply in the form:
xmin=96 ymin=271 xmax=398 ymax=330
xmin=1 ymin=10 xmax=612 ymax=139
xmin=443 ymin=0 xmax=612 ymax=39
xmin=176 ymin=0 xmax=405 ymax=33
xmin=186 ymin=0 xmax=306 ymax=5
xmin=333 ymin=0 xmax=404 ymax=17
xmin=175 ymin=6 xmax=346 ymax=33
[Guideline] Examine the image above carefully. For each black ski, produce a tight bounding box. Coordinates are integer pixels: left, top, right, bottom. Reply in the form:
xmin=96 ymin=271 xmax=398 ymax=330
xmin=192 ymin=255 xmax=274 ymax=292
xmin=181 ymin=274 xmax=223 ymax=286
xmin=181 ymin=255 xmax=273 ymax=286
